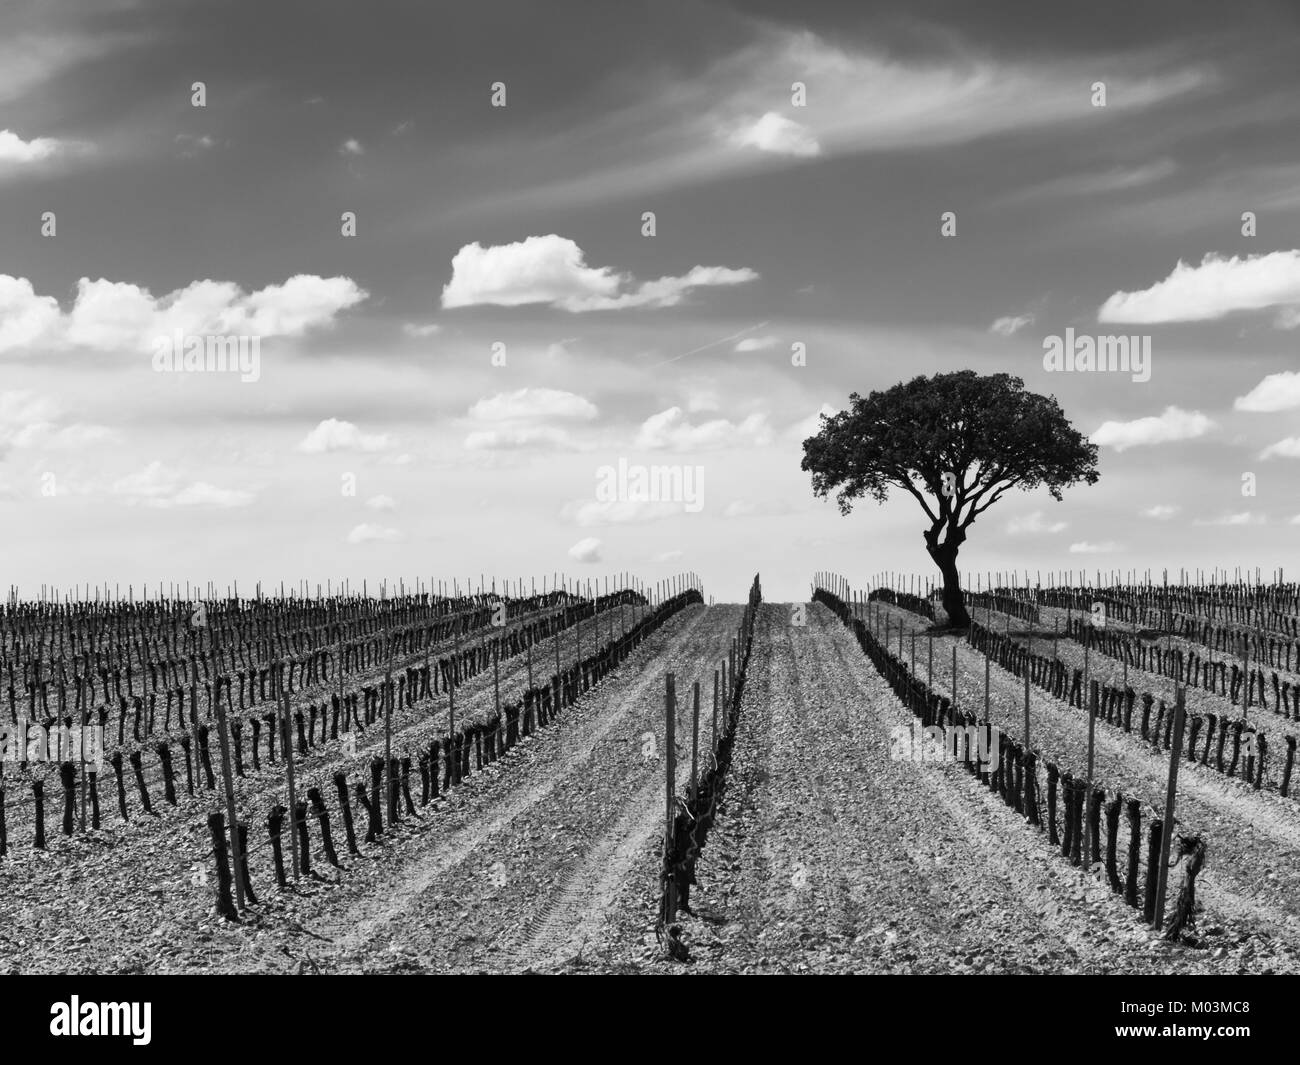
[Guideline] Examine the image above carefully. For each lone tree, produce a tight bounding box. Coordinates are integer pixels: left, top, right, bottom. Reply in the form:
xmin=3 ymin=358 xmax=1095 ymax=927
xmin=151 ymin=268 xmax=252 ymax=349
xmin=801 ymin=371 xmax=1099 ymax=629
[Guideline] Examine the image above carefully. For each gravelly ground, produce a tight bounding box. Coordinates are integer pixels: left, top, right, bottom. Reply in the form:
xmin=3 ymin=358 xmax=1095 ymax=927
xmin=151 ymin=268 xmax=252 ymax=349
xmin=5 ymin=599 xmax=1291 ymax=974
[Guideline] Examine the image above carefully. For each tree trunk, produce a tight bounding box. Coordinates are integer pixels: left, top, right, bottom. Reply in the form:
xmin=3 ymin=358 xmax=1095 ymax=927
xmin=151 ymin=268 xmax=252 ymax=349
xmin=927 ymin=535 xmax=970 ymax=629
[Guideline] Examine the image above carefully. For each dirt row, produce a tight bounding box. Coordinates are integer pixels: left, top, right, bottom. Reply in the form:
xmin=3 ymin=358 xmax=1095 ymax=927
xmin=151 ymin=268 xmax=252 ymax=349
xmin=869 ymin=599 xmax=1300 ymax=968
xmin=0 ymin=598 xmax=668 ymax=974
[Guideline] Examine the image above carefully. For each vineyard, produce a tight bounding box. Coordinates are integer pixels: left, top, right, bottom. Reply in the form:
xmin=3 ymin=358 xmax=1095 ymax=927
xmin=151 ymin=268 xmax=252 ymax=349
xmin=1 ymin=571 xmax=1297 ymax=973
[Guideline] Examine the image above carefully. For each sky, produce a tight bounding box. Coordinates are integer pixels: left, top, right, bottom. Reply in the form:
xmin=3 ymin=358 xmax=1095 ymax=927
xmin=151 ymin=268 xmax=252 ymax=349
xmin=1 ymin=0 xmax=1298 ymax=603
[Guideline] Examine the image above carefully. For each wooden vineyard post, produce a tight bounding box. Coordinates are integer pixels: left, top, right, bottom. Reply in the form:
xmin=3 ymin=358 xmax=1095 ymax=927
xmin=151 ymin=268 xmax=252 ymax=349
xmin=690 ymin=681 xmax=700 ymax=800
xmin=911 ymin=633 xmax=916 ymax=676
xmin=978 ymin=647 xmax=985 ymax=724
xmin=1240 ymin=631 xmax=1251 ymax=722
xmin=493 ymin=633 xmax=502 ymax=716
xmin=554 ymin=606 xmax=561 ymax=682
xmin=1025 ymin=619 xmax=1034 ymax=751
xmin=1084 ymin=682 xmax=1097 ymax=868
xmin=711 ymin=670 xmax=719 ymax=767
xmin=79 ymin=695 xmax=87 ymax=833
xmin=451 ymin=622 xmax=459 ymax=776
xmin=928 ymin=632 xmax=934 ymax=687
xmin=1053 ymin=617 xmax=1059 ymax=664
xmin=281 ymin=679 xmax=300 ymax=880
xmin=210 ymin=617 xmax=246 ymax=908
xmin=384 ymin=630 xmax=395 ymax=824
xmin=951 ymin=650 xmax=961 ymax=717
xmin=664 ymin=673 xmax=677 ymax=924
xmin=190 ymin=657 xmax=202 ymax=794
xmin=526 ymin=636 xmax=533 ymax=692
xmin=1153 ymin=688 xmax=1188 ymax=930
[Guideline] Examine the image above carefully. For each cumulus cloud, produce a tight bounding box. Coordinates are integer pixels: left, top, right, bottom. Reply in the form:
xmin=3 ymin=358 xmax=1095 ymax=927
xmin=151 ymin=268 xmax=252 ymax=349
xmin=0 ymin=390 xmax=115 ymax=455
xmin=1234 ymin=371 xmax=1300 ymax=412
xmin=468 ymin=388 xmax=596 ymax=422
xmin=340 ymin=138 xmax=363 ymax=155
xmin=346 ymin=523 xmax=403 ymax=544
xmin=990 ymin=313 xmax=1034 ymax=336
xmin=1005 ymin=511 xmax=1067 ymax=535
xmin=568 ymin=536 xmax=602 ymax=563
xmin=0 ymin=273 xmax=366 ymax=355
xmin=1069 ymin=540 xmax=1122 ymax=554
xmin=1259 ymin=437 xmax=1300 ymax=460
xmin=635 ymin=406 xmax=771 ymax=451
xmin=440 ymin=234 xmax=757 ymax=312
xmin=297 ymin=418 xmax=395 ymax=453
xmin=1098 ymin=251 xmax=1300 ymax=325
xmin=462 ymin=388 xmax=597 ymax=451
xmin=0 ymin=129 xmax=62 ymax=165
xmin=1091 ymin=407 xmax=1213 ymax=451
xmin=112 ymin=461 xmax=254 ymax=509
xmin=729 ymin=112 xmax=821 ymax=157
xmin=1141 ymin=504 xmax=1180 ymax=520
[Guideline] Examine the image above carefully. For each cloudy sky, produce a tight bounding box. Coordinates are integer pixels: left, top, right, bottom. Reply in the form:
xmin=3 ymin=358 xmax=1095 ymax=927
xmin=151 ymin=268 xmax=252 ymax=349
xmin=2 ymin=0 xmax=1299 ymax=603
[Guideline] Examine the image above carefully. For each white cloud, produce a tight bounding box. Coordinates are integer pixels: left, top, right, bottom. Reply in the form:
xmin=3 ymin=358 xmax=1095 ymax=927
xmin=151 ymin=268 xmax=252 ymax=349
xmin=468 ymin=388 xmax=596 ymax=422
xmin=1141 ymin=504 xmax=1180 ymax=520
xmin=340 ymin=138 xmax=363 ymax=155
xmin=654 ymin=550 xmax=684 ymax=562
xmin=297 ymin=418 xmax=395 ymax=453
xmin=402 ymin=322 xmax=441 ymax=338
xmin=1234 ymin=371 xmax=1300 ymax=412
xmin=346 ymin=523 xmax=403 ymax=544
xmin=440 ymin=234 xmax=757 ymax=312
xmin=635 ymin=406 xmax=771 ymax=451
xmin=1091 ymin=407 xmax=1213 ymax=451
xmin=0 ymin=390 xmax=115 ymax=454
xmin=568 ymin=536 xmax=602 ymax=563
xmin=729 ymin=112 xmax=821 ymax=157
xmin=1005 ymin=510 xmax=1067 ymax=535
xmin=1290 ymin=514 xmax=1300 ymax=526
xmin=565 ymin=499 xmax=683 ymax=526
xmin=0 ymin=276 xmax=61 ymax=353
xmin=1098 ymin=251 xmax=1300 ymax=324
xmin=1068 ymin=540 xmax=1122 ymax=554
xmin=365 ymin=494 xmax=397 ymax=511
xmin=112 ymin=462 xmax=253 ymax=509
xmin=0 ymin=273 xmax=366 ymax=355
xmin=990 ymin=313 xmax=1034 ymax=336
xmin=787 ymin=403 xmax=840 ymax=444
xmin=463 ymin=426 xmax=576 ymax=451
xmin=734 ymin=335 xmax=778 ymax=351
xmin=1259 ymin=437 xmax=1300 ymax=459
xmin=1194 ymin=512 xmax=1265 ymax=527
xmin=0 ymin=129 xmax=61 ymax=164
